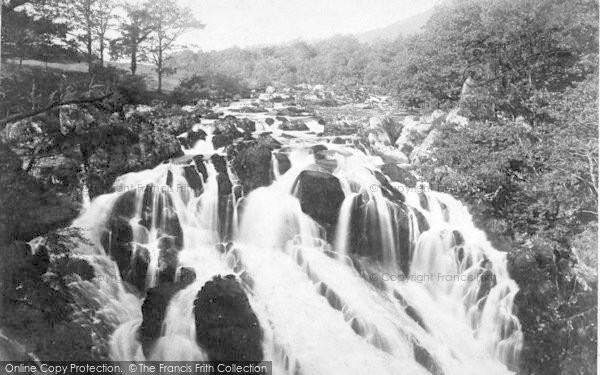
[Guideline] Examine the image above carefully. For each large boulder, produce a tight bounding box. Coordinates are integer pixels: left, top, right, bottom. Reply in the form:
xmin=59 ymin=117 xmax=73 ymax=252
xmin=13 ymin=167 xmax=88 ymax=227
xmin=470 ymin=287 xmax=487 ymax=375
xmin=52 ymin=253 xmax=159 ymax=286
xmin=280 ymin=119 xmax=310 ymax=131
xmin=293 ymin=170 xmax=345 ymax=233
xmin=193 ymin=275 xmax=263 ymax=361
xmin=230 ymin=143 xmax=273 ymax=194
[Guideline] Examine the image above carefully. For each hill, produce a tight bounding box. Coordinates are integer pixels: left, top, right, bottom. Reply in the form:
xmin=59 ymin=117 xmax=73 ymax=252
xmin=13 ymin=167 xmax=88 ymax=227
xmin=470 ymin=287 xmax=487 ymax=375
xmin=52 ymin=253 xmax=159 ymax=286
xmin=356 ymin=8 xmax=433 ymax=43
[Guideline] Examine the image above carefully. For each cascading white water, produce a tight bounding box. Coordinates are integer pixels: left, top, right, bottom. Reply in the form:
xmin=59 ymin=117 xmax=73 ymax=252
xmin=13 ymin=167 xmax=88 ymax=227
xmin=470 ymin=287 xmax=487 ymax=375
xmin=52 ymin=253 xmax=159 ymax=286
xmin=66 ymin=133 xmax=522 ymax=375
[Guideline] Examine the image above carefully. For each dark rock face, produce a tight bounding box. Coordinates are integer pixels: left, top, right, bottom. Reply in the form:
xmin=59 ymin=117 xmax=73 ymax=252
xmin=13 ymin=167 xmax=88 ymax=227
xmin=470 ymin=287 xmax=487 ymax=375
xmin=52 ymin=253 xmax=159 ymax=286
xmin=139 ymin=270 xmax=196 ymax=355
xmin=293 ymin=170 xmax=345 ymax=233
xmin=381 ymin=164 xmax=418 ymax=188
xmin=193 ymin=275 xmax=263 ymax=362
xmin=273 ymin=153 xmax=291 ymax=175
xmin=193 ymin=156 xmax=209 ymax=182
xmin=65 ymin=257 xmax=95 ymax=281
xmin=508 ymin=241 xmax=597 ymax=375
xmin=187 ymin=129 xmax=207 ymax=148
xmin=101 ymin=216 xmax=134 ymax=280
xmin=230 ymin=143 xmax=273 ymax=194
xmin=239 ymin=118 xmax=256 ymax=134
xmin=129 ymin=245 xmax=150 ymax=292
xmin=373 ymin=170 xmax=405 ymax=203
xmin=183 ymin=165 xmax=204 ymax=196
xmin=265 ymin=117 xmax=275 ymax=125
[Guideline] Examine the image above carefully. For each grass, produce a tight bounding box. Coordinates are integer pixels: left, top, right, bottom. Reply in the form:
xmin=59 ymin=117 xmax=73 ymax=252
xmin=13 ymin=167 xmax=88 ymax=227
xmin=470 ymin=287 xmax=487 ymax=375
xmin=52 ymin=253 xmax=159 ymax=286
xmin=3 ymin=59 xmax=181 ymax=92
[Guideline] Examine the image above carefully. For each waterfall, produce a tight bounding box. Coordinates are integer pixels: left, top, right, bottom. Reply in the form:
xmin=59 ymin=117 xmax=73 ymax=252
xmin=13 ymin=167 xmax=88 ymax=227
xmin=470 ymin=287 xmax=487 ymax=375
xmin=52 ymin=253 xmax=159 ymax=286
xmin=66 ymin=138 xmax=522 ymax=375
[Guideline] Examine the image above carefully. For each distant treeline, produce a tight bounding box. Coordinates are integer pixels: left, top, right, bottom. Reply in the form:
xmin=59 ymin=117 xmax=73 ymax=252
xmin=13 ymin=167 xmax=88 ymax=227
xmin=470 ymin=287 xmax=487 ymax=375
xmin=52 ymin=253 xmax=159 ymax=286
xmin=169 ymin=0 xmax=598 ymax=117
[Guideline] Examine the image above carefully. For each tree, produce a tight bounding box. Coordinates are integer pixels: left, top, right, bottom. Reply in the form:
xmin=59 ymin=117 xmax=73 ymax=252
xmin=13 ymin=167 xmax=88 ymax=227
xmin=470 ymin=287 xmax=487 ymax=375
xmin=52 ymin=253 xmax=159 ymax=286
xmin=1 ymin=0 xmax=75 ymax=67
xmin=146 ymin=0 xmax=203 ymax=92
xmin=91 ymin=0 xmax=114 ymax=66
xmin=60 ymin=0 xmax=116 ymax=72
xmin=109 ymin=1 xmax=154 ymax=75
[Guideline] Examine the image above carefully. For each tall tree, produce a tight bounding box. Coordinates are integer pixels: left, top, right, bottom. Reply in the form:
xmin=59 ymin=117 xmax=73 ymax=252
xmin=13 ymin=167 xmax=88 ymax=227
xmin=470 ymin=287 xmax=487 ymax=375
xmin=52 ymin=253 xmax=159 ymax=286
xmin=60 ymin=0 xmax=115 ymax=72
xmin=109 ymin=1 xmax=153 ymax=75
xmin=146 ymin=0 xmax=203 ymax=92
xmin=91 ymin=0 xmax=114 ymax=66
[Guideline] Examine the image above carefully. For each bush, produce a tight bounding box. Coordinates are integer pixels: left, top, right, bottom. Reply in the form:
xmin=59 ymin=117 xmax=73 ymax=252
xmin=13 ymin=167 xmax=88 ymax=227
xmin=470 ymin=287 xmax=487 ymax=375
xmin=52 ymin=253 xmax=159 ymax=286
xmin=170 ymin=74 xmax=250 ymax=105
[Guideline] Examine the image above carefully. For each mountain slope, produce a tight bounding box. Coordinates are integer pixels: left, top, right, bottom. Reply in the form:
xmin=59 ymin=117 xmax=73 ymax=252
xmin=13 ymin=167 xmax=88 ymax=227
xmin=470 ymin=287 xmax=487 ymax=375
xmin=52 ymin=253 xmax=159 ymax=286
xmin=356 ymin=8 xmax=433 ymax=43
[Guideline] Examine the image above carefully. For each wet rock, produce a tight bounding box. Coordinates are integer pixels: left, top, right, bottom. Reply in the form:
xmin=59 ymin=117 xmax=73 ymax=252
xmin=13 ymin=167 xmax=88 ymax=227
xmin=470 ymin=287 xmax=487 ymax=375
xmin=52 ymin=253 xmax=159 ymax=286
xmin=139 ymin=269 xmax=198 ymax=355
xmin=178 ymin=267 xmax=197 ymax=284
xmin=265 ymin=117 xmax=275 ymax=125
xmin=210 ymin=154 xmax=228 ymax=174
xmin=293 ymin=170 xmax=345 ymax=232
xmin=332 ymin=137 xmax=345 ymax=144
xmin=310 ymin=144 xmax=328 ymax=160
xmin=101 ymin=216 xmax=134 ymax=279
xmin=65 ymin=257 xmax=95 ymax=281
xmin=231 ymin=143 xmax=273 ymax=194
xmin=274 ymin=153 xmax=291 ymax=175
xmin=193 ymin=275 xmax=263 ymax=361
xmin=128 ymin=245 xmax=150 ymax=292
xmin=381 ymin=164 xmax=418 ymax=188
xmin=414 ymin=343 xmax=444 ymax=375
xmin=187 ymin=129 xmax=207 ymax=148
xmin=183 ymin=165 xmax=203 ymax=196
xmin=157 ymin=247 xmax=178 ymax=284
xmin=193 ymin=156 xmax=209 ymax=181
xmin=373 ymin=170 xmax=405 ymax=203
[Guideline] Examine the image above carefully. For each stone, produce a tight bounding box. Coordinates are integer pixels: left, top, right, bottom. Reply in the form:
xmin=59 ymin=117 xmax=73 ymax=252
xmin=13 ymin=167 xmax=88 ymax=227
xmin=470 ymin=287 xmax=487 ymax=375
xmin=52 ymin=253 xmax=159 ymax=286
xmin=194 ymin=275 xmax=263 ymax=361
xmin=293 ymin=170 xmax=345 ymax=232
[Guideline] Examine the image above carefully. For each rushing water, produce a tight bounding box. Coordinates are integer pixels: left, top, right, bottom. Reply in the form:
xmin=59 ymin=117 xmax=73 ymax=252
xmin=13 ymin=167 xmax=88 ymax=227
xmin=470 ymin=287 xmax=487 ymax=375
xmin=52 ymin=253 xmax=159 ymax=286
xmin=66 ymin=115 xmax=522 ymax=375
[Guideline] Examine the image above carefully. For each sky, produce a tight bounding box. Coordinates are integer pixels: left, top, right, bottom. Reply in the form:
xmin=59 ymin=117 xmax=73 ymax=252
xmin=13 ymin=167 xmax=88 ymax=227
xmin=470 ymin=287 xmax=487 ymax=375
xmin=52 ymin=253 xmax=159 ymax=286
xmin=178 ymin=0 xmax=436 ymax=51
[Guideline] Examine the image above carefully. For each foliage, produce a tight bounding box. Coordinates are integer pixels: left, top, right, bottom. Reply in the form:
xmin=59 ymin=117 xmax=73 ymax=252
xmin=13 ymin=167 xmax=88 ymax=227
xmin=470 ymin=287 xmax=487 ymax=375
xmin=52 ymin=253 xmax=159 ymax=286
xmin=1 ymin=4 xmax=77 ymax=64
xmin=422 ymin=76 xmax=598 ymax=246
xmin=170 ymin=74 xmax=250 ymax=105
xmin=109 ymin=1 xmax=154 ymax=75
xmin=144 ymin=0 xmax=203 ymax=92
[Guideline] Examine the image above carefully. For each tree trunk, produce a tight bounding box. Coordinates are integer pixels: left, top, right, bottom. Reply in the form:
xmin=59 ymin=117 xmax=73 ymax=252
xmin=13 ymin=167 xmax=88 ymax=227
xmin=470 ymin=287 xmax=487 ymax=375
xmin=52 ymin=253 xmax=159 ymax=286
xmin=99 ymin=36 xmax=105 ymax=66
xmin=157 ymin=43 xmax=163 ymax=92
xmin=130 ymin=44 xmax=137 ymax=75
xmin=87 ymin=31 xmax=93 ymax=73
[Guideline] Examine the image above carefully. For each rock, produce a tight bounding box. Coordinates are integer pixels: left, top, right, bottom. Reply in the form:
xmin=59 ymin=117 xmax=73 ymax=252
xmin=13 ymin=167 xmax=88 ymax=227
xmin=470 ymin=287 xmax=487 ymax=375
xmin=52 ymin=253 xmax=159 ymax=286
xmin=193 ymin=156 xmax=208 ymax=181
xmin=65 ymin=257 xmax=95 ymax=281
xmin=157 ymin=247 xmax=178 ymax=284
xmin=332 ymin=137 xmax=345 ymax=144
xmin=310 ymin=144 xmax=328 ymax=160
xmin=293 ymin=170 xmax=345 ymax=232
xmin=128 ymin=244 xmax=150 ymax=291
xmin=239 ymin=118 xmax=256 ymax=133
xmin=410 ymin=129 xmax=440 ymax=165
xmin=381 ymin=164 xmax=418 ymax=188
xmin=372 ymin=144 xmax=410 ymax=165
xmin=101 ymin=216 xmax=134 ymax=280
xmin=139 ymin=268 xmax=197 ymax=354
xmin=193 ymin=275 xmax=263 ymax=361
xmin=210 ymin=154 xmax=228 ymax=174
xmin=265 ymin=117 xmax=275 ymax=126
xmin=274 ymin=153 xmax=291 ymax=175
xmin=187 ymin=129 xmax=207 ymax=147
xmin=212 ymin=134 xmax=235 ymax=149
xmin=256 ymin=133 xmax=281 ymax=149
xmin=445 ymin=108 xmax=468 ymax=127
xmin=231 ymin=143 xmax=273 ymax=194
xmin=280 ymin=119 xmax=310 ymax=131
xmin=183 ymin=165 xmax=203 ymax=196
xmin=177 ymin=267 xmax=196 ymax=284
